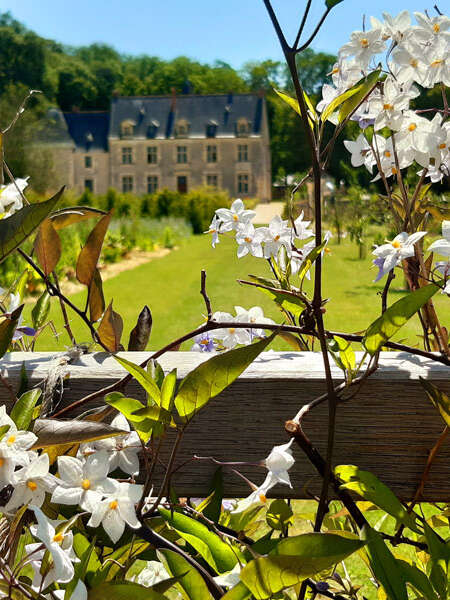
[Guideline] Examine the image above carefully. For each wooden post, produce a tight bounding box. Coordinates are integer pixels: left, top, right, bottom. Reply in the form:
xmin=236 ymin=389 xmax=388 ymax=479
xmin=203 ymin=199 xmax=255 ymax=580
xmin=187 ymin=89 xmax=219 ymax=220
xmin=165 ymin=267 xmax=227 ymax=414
xmin=1 ymin=351 xmax=449 ymax=500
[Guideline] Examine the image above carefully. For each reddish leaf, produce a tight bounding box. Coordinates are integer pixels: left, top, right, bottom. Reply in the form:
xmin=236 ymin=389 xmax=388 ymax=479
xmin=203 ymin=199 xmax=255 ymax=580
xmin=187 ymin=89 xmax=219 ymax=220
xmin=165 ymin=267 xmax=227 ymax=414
xmin=128 ymin=305 xmax=152 ymax=350
xmin=76 ymin=213 xmax=111 ymax=286
xmin=34 ymin=218 xmax=61 ymax=276
xmin=50 ymin=206 xmax=107 ymax=230
xmin=89 ymin=268 xmax=105 ymax=323
xmin=97 ymin=301 xmax=123 ymax=352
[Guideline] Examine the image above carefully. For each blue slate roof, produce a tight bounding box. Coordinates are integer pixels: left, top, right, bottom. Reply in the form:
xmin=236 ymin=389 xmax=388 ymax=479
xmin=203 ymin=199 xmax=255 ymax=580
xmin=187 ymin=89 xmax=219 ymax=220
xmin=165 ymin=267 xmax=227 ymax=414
xmin=64 ymin=111 xmax=110 ymax=151
xmin=109 ymin=93 xmax=264 ymax=139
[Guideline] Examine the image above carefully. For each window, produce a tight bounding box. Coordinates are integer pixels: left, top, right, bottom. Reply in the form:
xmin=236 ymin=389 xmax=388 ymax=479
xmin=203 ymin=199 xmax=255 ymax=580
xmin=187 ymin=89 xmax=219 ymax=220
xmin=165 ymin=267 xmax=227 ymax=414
xmin=238 ymin=144 xmax=248 ymax=162
xmin=237 ymin=174 xmax=249 ymax=194
xmin=147 ymin=120 xmax=159 ymax=139
xmin=120 ymin=120 xmax=135 ymax=138
xmin=207 ymin=145 xmax=217 ymax=163
xmin=206 ymin=122 xmax=218 ymax=138
xmin=84 ymin=179 xmax=93 ymax=192
xmin=236 ymin=118 xmax=250 ymax=137
xmin=147 ymin=147 xmax=158 ymax=164
xmin=177 ymin=176 xmax=188 ymax=194
xmin=84 ymin=156 xmax=92 ymax=168
xmin=177 ymin=146 xmax=188 ymax=163
xmin=147 ymin=176 xmax=158 ymax=194
xmin=175 ymin=119 xmax=190 ymax=138
xmin=122 ymin=147 xmax=133 ymax=164
xmin=206 ymin=174 xmax=218 ymax=187
xmin=122 ymin=176 xmax=133 ymax=193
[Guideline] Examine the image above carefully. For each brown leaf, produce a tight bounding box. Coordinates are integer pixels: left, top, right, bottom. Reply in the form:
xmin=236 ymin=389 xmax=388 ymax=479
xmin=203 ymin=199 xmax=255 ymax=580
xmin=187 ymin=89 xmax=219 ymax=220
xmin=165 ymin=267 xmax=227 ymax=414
xmin=50 ymin=206 xmax=107 ymax=229
xmin=76 ymin=212 xmax=111 ymax=286
xmin=34 ymin=218 xmax=62 ymax=276
xmin=32 ymin=418 xmax=127 ymax=449
xmin=97 ymin=300 xmax=123 ymax=351
xmin=89 ymin=268 xmax=105 ymax=322
xmin=0 ymin=305 xmax=23 ymax=358
xmin=128 ymin=305 xmax=152 ymax=350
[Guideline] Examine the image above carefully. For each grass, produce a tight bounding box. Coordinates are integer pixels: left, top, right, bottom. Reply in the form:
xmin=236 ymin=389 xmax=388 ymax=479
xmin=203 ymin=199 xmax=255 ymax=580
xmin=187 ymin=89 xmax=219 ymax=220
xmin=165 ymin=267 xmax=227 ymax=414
xmin=27 ymin=231 xmax=446 ymax=352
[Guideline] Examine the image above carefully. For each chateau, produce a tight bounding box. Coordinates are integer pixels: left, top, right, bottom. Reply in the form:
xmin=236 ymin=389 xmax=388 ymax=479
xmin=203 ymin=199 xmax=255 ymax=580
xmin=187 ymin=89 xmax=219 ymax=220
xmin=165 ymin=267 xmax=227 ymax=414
xmin=45 ymin=93 xmax=271 ymax=201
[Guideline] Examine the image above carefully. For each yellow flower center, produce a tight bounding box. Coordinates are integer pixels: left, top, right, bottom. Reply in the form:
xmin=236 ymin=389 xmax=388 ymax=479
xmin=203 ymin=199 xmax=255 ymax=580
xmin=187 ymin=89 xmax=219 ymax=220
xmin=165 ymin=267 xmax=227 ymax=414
xmin=410 ymin=59 xmax=418 ymax=68
xmin=233 ymin=214 xmax=239 ymax=221
xmin=439 ymin=143 xmax=446 ymax=149
xmin=53 ymin=533 xmax=64 ymax=544
xmin=200 ymin=339 xmax=209 ymax=345
xmin=228 ymin=328 xmax=236 ymax=334
xmin=391 ymin=167 xmax=398 ymax=175
xmin=360 ymin=38 xmax=369 ymax=48
xmin=7 ymin=435 xmax=16 ymax=445
xmin=431 ymin=59 xmax=443 ymax=67
xmin=384 ymin=150 xmax=391 ymax=158
xmin=244 ymin=237 xmax=252 ymax=243
xmin=27 ymin=481 xmax=38 ymax=491
xmin=81 ymin=479 xmax=91 ymax=490
xmin=383 ymin=103 xmax=394 ymax=110
xmin=391 ymin=240 xmax=401 ymax=248
xmin=109 ymin=500 xmax=118 ymax=510
xmin=259 ymin=493 xmax=267 ymax=503
xmin=332 ymin=67 xmax=339 ymax=75
xmin=408 ymin=123 xmax=417 ymax=131
xmin=274 ymin=234 xmax=280 ymax=241
xmin=433 ymin=23 xmax=440 ymax=33
xmin=324 ymin=247 xmax=331 ymax=254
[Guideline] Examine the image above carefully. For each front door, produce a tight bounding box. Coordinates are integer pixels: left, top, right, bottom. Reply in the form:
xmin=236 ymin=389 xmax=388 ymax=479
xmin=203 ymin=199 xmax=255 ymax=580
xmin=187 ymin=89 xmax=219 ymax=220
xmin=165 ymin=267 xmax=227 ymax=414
xmin=177 ymin=176 xmax=188 ymax=194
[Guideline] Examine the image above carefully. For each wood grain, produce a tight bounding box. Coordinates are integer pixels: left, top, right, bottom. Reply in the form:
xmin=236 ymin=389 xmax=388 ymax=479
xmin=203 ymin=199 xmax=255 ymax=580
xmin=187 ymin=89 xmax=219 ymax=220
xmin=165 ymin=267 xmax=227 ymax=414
xmin=1 ymin=351 xmax=449 ymax=501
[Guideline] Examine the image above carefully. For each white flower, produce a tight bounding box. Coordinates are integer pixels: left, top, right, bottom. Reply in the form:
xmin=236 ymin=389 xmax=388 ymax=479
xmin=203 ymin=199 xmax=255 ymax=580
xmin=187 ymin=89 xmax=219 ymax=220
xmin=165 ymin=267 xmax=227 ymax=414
xmin=371 ymin=11 xmax=411 ymax=43
xmin=230 ymin=473 xmax=274 ymax=514
xmin=79 ymin=414 xmax=141 ymax=476
xmin=344 ymin=134 xmax=373 ymax=169
xmin=264 ymin=438 xmax=295 ymax=487
xmin=214 ymin=316 xmax=252 ymax=350
xmin=435 ymin=262 xmax=450 ymax=294
xmin=428 ymin=221 xmax=450 ymax=257
xmin=235 ymin=223 xmax=264 ymax=258
xmin=214 ymin=564 xmax=242 ymax=588
xmin=134 ymin=560 xmax=171 ymax=587
xmin=205 ymin=214 xmax=221 ymax=248
xmin=414 ymin=114 xmax=450 ymax=169
xmin=260 ymin=215 xmax=292 ymax=259
xmin=191 ymin=331 xmax=216 ymax=352
xmin=0 ymin=405 xmax=37 ymax=467
xmin=293 ymin=211 xmax=314 ymax=241
xmin=0 ymin=178 xmax=28 ymax=216
xmin=6 ymin=453 xmax=57 ymax=511
xmin=373 ymin=77 xmax=414 ymax=131
xmin=372 ymin=231 xmax=427 ymax=281
xmin=215 ymin=199 xmax=255 ymax=232
xmin=30 ymin=506 xmax=75 ymax=585
xmin=49 ymin=581 xmax=87 ymax=600
xmin=52 ymin=452 xmax=116 ymax=512
xmin=421 ymin=38 xmax=450 ymax=88
xmin=234 ymin=305 xmax=275 ymax=339
xmin=339 ymin=29 xmax=386 ymax=67
xmin=87 ymin=482 xmax=143 ymax=543
xmin=413 ymin=12 xmax=450 ymax=44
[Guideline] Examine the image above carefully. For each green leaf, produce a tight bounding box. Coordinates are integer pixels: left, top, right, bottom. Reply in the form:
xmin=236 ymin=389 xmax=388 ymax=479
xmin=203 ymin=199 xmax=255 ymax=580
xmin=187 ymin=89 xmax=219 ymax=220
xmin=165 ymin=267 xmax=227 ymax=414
xmin=0 ymin=424 xmax=10 ymax=442
xmin=0 ymin=187 xmax=64 ymax=263
xmin=335 ymin=465 xmax=420 ymax=532
xmin=338 ymin=69 xmax=381 ymax=123
xmin=161 ymin=369 xmax=177 ymax=411
xmin=326 ymin=0 xmax=344 ymax=7
xmin=321 ymin=86 xmax=360 ymax=123
xmin=274 ymin=88 xmax=317 ymax=124
xmin=419 ymin=378 xmax=450 ymax=427
xmin=10 ymin=389 xmax=41 ymax=430
xmin=423 ymin=521 xmax=449 ymax=599
xmin=397 ymin=560 xmax=439 ymax=600
xmin=328 ymin=335 xmax=356 ymax=373
xmin=113 ymin=355 xmax=161 ymax=406
xmin=297 ymin=240 xmax=327 ymax=285
xmin=361 ymin=526 xmax=408 ymax=600
xmin=175 ymin=333 xmax=276 ymax=420
xmin=363 ymin=283 xmax=440 ymax=354
xmin=72 ymin=532 xmax=102 ymax=587
xmin=65 ymin=536 xmax=98 ymax=599
xmin=222 ymin=582 xmax=252 ymax=600
xmin=240 ymin=532 xmax=365 ymax=599
xmin=88 ymin=582 xmax=167 ymax=600
xmin=31 ymin=291 xmax=51 ymax=330
xmin=157 ymin=549 xmax=213 ymax=600
xmin=158 ymin=508 xmax=239 ymax=574
xmin=201 ymin=467 xmax=223 ymax=523
xmin=104 ymin=392 xmax=154 ymax=441
xmin=0 ymin=304 xmax=23 ymax=357
xmin=266 ymin=499 xmax=293 ymax=532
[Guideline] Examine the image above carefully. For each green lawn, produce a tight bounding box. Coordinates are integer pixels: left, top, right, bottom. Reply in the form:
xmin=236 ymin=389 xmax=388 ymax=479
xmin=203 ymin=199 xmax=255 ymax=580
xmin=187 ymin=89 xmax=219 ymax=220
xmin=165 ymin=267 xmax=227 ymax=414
xmin=27 ymin=232 xmax=446 ymax=352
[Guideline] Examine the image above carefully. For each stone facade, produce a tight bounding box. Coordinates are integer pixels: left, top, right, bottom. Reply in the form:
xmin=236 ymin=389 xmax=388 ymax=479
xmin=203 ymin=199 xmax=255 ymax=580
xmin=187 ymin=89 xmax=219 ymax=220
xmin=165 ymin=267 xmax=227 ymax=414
xmin=44 ymin=94 xmax=271 ymax=201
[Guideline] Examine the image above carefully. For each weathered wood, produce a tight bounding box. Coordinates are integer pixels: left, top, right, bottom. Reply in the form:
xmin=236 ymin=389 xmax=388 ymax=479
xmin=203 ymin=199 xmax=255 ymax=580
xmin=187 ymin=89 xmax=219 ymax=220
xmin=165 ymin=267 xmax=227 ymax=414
xmin=1 ymin=351 xmax=449 ymax=501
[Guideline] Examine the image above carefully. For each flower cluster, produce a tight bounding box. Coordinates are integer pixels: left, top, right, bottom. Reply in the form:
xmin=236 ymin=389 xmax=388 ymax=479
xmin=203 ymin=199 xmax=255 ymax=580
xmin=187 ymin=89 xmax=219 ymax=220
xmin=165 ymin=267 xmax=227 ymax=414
xmin=318 ymin=10 xmax=450 ymax=182
xmin=206 ymin=198 xmax=318 ymax=274
xmin=0 ymin=409 xmax=144 ymax=594
xmin=0 ymin=177 xmax=28 ymax=217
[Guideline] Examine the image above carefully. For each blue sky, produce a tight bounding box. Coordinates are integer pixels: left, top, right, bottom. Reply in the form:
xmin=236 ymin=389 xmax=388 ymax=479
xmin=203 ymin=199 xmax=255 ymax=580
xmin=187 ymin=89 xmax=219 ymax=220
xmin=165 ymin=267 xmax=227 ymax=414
xmin=0 ymin=1 xmax=437 ymax=67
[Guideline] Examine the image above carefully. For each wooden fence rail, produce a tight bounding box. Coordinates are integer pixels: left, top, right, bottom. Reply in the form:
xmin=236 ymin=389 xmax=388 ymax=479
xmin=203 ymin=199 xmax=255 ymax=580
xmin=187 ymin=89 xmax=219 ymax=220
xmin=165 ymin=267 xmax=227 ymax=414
xmin=1 ymin=351 xmax=449 ymax=501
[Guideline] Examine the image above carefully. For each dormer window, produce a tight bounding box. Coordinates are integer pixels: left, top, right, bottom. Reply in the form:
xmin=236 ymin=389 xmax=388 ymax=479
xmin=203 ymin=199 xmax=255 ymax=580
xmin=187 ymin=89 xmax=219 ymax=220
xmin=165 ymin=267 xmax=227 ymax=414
xmin=147 ymin=120 xmax=159 ymax=139
xmin=175 ymin=119 xmax=190 ymax=138
xmin=236 ymin=118 xmax=251 ymax=137
xmin=120 ymin=119 xmax=135 ymax=138
xmin=206 ymin=120 xmax=218 ymax=138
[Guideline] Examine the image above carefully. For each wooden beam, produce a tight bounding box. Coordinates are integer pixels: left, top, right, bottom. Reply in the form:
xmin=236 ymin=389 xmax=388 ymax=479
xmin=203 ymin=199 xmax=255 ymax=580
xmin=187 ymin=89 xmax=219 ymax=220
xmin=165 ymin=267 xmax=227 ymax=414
xmin=1 ymin=351 xmax=449 ymax=501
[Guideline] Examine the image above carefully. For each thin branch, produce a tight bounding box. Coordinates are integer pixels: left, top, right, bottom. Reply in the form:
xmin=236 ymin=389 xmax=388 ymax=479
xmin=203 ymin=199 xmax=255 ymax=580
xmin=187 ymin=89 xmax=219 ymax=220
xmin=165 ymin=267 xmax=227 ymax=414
xmin=1 ymin=90 xmax=41 ymax=135
xmin=296 ymin=8 xmax=332 ymax=53
xmin=262 ymin=0 xmax=290 ymax=52
xmin=293 ymin=0 xmax=312 ymax=50
xmin=200 ymin=270 xmax=212 ymax=320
